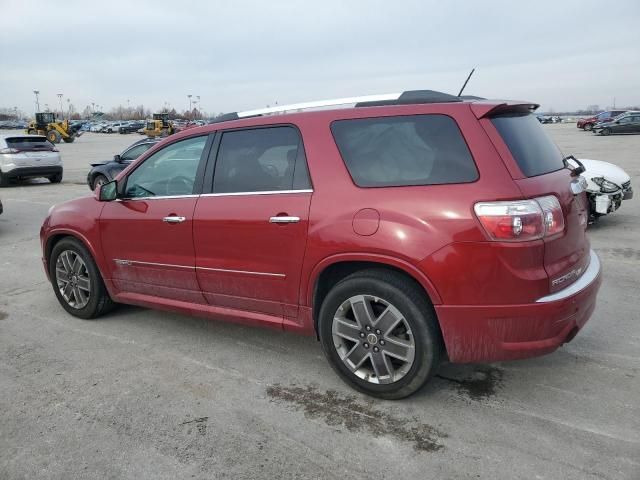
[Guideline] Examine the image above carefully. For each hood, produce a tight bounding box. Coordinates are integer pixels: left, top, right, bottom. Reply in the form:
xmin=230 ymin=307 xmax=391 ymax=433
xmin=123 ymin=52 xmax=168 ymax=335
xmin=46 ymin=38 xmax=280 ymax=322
xmin=578 ymin=158 xmax=631 ymax=185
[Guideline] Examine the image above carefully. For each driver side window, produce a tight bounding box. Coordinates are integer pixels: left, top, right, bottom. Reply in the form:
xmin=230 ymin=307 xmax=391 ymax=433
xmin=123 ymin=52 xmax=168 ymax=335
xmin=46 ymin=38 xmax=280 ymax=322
xmin=124 ymin=136 xmax=207 ymax=198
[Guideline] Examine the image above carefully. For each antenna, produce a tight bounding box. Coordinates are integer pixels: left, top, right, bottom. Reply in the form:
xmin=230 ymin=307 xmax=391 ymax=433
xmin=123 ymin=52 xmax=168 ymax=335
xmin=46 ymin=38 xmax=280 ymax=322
xmin=457 ymin=68 xmax=475 ymax=97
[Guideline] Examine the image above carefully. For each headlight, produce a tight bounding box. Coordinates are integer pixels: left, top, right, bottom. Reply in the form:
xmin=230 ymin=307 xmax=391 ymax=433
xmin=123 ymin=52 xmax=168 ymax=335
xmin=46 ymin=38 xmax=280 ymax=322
xmin=592 ymin=177 xmax=620 ymax=193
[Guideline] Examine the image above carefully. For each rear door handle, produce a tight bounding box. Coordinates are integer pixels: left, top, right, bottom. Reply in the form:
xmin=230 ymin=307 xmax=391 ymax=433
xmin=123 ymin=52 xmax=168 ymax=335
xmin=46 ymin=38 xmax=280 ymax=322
xmin=269 ymin=216 xmax=300 ymax=224
xmin=163 ymin=216 xmax=186 ymax=224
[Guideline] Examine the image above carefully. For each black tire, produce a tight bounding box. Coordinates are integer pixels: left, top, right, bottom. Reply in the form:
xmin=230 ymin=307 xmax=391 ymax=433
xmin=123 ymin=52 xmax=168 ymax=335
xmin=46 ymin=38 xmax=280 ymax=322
xmin=0 ymin=171 xmax=9 ymax=187
xmin=62 ymin=136 xmax=75 ymax=143
xmin=601 ymin=128 xmax=611 ymax=136
xmin=48 ymin=173 xmax=63 ymax=183
xmin=47 ymin=130 xmax=62 ymax=144
xmin=49 ymin=237 xmax=116 ymax=319
xmin=27 ymin=129 xmax=36 ymax=135
xmin=318 ymin=269 xmax=442 ymax=400
xmin=91 ymin=174 xmax=108 ymax=190
xmin=584 ymin=123 xmax=593 ymax=131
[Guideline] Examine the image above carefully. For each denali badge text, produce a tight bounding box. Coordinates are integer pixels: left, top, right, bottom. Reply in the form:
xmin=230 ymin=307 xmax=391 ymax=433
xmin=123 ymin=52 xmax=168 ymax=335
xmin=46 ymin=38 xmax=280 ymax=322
xmin=551 ymin=267 xmax=583 ymax=287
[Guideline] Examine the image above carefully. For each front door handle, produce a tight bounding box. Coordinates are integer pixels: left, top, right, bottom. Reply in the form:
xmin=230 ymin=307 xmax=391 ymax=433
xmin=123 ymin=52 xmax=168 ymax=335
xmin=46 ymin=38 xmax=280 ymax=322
xmin=163 ymin=216 xmax=186 ymax=224
xmin=269 ymin=216 xmax=300 ymax=224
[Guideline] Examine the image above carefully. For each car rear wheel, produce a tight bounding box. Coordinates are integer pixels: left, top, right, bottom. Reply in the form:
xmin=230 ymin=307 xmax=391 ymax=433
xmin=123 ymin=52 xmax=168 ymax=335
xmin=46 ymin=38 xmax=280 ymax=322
xmin=584 ymin=123 xmax=593 ymax=131
xmin=48 ymin=173 xmax=63 ymax=183
xmin=318 ymin=269 xmax=441 ymax=399
xmin=0 ymin=172 xmax=9 ymax=187
xmin=601 ymin=128 xmax=612 ymax=136
xmin=49 ymin=237 xmax=115 ymax=319
xmin=92 ymin=174 xmax=108 ymax=190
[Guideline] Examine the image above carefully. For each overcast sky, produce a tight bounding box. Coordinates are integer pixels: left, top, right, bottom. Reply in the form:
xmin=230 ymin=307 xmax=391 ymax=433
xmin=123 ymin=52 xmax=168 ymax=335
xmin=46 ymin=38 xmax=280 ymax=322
xmin=2 ymin=0 xmax=639 ymax=116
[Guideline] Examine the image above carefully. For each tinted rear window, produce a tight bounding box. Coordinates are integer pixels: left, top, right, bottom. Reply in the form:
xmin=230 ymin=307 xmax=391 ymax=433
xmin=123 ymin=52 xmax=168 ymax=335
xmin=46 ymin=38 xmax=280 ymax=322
xmin=490 ymin=113 xmax=564 ymax=177
xmin=331 ymin=114 xmax=478 ymax=187
xmin=6 ymin=137 xmax=54 ymax=150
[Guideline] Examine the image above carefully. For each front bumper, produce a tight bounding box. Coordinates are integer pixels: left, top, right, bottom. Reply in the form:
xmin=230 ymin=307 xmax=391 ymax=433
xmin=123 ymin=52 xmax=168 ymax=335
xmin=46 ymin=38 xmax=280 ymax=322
xmin=436 ymin=250 xmax=602 ymax=363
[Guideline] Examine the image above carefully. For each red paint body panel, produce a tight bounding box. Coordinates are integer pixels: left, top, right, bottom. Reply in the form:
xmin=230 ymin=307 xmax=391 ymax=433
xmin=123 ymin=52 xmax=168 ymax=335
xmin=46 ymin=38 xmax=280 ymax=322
xmin=40 ymin=99 xmax=602 ymax=364
xmin=436 ymin=267 xmax=601 ymax=363
xmin=192 ymin=193 xmax=311 ymax=317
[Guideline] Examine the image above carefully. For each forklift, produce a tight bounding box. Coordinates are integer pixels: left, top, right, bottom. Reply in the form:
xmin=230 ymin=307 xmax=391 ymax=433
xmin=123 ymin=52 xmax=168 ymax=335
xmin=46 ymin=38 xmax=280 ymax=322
xmin=26 ymin=112 xmax=82 ymax=144
xmin=142 ymin=113 xmax=175 ymax=138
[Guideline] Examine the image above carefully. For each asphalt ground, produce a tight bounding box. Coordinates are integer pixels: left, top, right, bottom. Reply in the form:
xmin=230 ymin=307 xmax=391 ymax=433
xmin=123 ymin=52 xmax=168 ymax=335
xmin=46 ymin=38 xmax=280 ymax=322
xmin=0 ymin=125 xmax=638 ymax=479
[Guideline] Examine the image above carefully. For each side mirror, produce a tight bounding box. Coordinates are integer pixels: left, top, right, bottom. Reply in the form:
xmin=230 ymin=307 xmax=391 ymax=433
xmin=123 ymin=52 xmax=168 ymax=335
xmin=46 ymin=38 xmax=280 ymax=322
xmin=98 ymin=180 xmax=118 ymax=202
xmin=113 ymin=154 xmax=122 ymax=163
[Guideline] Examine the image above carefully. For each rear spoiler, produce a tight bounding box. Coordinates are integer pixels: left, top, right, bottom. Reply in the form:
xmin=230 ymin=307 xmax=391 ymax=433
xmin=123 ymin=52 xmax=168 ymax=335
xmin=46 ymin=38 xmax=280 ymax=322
xmin=470 ymin=100 xmax=540 ymax=119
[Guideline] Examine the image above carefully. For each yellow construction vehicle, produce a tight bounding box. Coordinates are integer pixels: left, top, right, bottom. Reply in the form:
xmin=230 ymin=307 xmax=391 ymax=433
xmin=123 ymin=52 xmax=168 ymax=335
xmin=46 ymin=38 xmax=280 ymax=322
xmin=142 ymin=113 xmax=175 ymax=138
xmin=26 ymin=112 xmax=82 ymax=144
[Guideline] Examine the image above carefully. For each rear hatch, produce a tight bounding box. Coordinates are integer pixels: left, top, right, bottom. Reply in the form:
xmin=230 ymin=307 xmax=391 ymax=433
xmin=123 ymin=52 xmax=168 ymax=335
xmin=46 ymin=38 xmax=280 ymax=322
xmin=5 ymin=136 xmax=60 ymax=167
xmin=483 ymin=110 xmax=590 ymax=295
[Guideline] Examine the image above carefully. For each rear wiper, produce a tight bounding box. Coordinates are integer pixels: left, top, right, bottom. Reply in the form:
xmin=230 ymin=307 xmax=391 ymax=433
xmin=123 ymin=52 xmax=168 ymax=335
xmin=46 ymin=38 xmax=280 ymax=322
xmin=563 ymin=155 xmax=585 ymax=176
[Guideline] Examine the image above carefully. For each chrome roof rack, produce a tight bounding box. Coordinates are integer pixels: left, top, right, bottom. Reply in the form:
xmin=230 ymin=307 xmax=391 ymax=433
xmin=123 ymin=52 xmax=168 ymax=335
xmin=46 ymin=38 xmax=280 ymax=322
xmin=237 ymin=92 xmax=402 ymax=118
xmin=210 ymin=90 xmax=474 ymax=123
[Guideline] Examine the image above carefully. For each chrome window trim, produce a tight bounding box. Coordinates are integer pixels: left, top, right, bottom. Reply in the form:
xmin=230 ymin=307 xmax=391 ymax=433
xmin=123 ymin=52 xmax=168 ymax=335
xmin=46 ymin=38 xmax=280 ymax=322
xmin=536 ymin=250 xmax=600 ymax=303
xmin=116 ymin=194 xmax=200 ymax=202
xmin=113 ymin=259 xmax=286 ymax=278
xmin=115 ymin=190 xmax=313 ymax=201
xmin=201 ymin=189 xmax=312 ymax=197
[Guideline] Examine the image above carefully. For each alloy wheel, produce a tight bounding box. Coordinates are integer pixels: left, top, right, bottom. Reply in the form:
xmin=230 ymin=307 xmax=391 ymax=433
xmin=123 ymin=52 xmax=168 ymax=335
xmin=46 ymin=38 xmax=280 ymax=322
xmin=55 ymin=250 xmax=91 ymax=309
xmin=332 ymin=294 xmax=416 ymax=384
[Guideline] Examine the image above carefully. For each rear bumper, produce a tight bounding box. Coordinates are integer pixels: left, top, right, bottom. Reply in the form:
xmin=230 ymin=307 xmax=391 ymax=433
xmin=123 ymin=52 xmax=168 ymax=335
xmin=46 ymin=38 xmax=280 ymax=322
xmin=436 ymin=250 xmax=602 ymax=363
xmin=2 ymin=166 xmax=62 ymax=179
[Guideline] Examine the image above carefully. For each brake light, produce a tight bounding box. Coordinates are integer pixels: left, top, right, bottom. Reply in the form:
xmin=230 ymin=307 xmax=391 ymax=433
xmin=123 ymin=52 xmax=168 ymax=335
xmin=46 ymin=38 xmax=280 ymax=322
xmin=474 ymin=195 xmax=565 ymax=242
xmin=536 ymin=195 xmax=565 ymax=236
xmin=0 ymin=148 xmax=19 ymax=154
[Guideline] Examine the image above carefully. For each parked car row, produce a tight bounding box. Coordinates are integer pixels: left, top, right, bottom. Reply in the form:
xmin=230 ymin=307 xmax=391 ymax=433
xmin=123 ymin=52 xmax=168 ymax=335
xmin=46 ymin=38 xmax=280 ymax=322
xmin=0 ymin=120 xmax=29 ymax=130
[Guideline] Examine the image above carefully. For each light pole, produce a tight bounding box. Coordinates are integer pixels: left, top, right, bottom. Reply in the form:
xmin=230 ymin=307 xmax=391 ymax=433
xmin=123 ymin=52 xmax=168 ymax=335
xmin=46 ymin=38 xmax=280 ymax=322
xmin=33 ymin=90 xmax=40 ymax=112
xmin=196 ymin=96 xmax=201 ymax=118
xmin=187 ymin=94 xmax=192 ymax=113
xmin=91 ymin=102 xmax=95 ymax=115
xmin=57 ymin=93 xmax=63 ymax=118
xmin=67 ymin=98 xmax=71 ymax=118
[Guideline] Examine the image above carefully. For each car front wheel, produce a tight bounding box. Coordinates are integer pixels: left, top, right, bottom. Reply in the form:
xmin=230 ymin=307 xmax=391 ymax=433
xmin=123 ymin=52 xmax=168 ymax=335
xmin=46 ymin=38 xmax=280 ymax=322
xmin=92 ymin=174 xmax=109 ymax=190
xmin=318 ymin=269 xmax=441 ymax=399
xmin=49 ymin=237 xmax=115 ymax=319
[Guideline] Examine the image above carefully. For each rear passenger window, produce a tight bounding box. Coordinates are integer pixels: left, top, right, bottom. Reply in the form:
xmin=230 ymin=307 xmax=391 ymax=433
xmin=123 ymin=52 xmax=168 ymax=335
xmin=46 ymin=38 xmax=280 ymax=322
xmin=213 ymin=126 xmax=311 ymax=193
xmin=331 ymin=115 xmax=478 ymax=187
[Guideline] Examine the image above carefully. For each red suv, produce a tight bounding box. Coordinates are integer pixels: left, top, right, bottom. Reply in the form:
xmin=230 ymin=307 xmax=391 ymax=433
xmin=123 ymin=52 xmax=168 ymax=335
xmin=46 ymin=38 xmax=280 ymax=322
xmin=577 ymin=110 xmax=627 ymax=130
xmin=40 ymin=90 xmax=602 ymax=399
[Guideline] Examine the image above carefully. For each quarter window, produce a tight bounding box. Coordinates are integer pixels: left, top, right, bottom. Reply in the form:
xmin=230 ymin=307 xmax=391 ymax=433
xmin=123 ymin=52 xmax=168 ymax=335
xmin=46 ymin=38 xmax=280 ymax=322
xmin=124 ymin=136 xmax=207 ymax=198
xmin=213 ymin=126 xmax=311 ymax=193
xmin=331 ymin=114 xmax=478 ymax=187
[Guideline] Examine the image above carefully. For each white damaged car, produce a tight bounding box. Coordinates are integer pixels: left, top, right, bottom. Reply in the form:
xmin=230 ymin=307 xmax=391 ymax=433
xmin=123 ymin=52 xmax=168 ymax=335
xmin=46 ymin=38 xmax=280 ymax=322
xmin=572 ymin=158 xmax=633 ymax=221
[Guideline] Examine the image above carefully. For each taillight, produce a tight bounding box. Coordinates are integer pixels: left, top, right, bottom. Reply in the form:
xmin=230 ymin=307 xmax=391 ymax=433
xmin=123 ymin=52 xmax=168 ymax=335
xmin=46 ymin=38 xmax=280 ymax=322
xmin=474 ymin=195 xmax=565 ymax=242
xmin=536 ymin=195 xmax=564 ymax=236
xmin=0 ymin=148 xmax=19 ymax=154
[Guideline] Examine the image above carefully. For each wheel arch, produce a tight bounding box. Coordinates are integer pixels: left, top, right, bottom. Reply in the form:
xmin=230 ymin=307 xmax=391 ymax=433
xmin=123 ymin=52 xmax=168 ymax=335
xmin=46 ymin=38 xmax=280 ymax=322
xmin=307 ymin=254 xmax=443 ymax=335
xmin=45 ymin=230 xmax=100 ymax=273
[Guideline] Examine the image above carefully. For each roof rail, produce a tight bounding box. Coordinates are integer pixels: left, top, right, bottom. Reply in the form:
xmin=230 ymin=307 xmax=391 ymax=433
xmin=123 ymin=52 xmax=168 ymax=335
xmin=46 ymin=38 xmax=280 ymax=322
xmin=211 ymin=89 xmax=478 ymax=123
xmin=237 ymin=93 xmax=401 ymax=118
